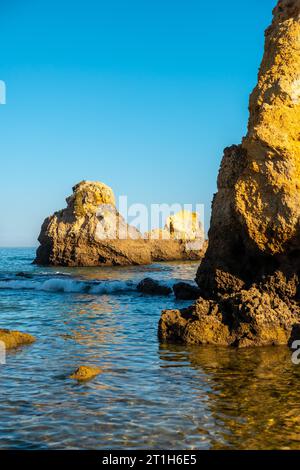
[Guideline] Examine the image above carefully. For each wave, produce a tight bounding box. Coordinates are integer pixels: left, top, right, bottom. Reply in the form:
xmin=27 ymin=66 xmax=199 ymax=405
xmin=0 ymin=278 xmax=138 ymax=295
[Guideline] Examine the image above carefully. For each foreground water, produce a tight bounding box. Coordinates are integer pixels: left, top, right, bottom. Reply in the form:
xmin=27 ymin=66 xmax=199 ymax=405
xmin=0 ymin=248 xmax=300 ymax=449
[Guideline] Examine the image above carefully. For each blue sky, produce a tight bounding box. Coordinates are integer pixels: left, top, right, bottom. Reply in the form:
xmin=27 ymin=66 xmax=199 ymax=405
xmin=0 ymin=0 xmax=276 ymax=246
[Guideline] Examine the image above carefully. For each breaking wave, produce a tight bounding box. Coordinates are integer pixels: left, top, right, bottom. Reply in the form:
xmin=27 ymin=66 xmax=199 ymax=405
xmin=0 ymin=277 xmax=138 ymax=295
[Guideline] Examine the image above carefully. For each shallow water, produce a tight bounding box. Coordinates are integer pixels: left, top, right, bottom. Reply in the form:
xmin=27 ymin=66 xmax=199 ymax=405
xmin=0 ymin=247 xmax=300 ymax=449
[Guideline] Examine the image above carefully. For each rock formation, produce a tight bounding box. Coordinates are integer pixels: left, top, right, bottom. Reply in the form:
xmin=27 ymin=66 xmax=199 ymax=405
xmin=69 ymin=365 xmax=101 ymax=381
xmin=159 ymin=0 xmax=300 ymax=347
xmin=35 ymin=180 xmax=205 ymax=266
xmin=0 ymin=329 xmax=35 ymax=349
xmin=146 ymin=210 xmax=206 ymax=262
xmin=137 ymin=278 xmax=172 ymax=296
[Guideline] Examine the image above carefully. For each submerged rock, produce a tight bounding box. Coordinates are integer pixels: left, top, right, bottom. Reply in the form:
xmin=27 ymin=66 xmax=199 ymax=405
xmin=173 ymin=282 xmax=201 ymax=300
xmin=35 ymin=180 xmax=205 ymax=266
xmin=0 ymin=329 xmax=35 ymax=349
xmin=137 ymin=278 xmax=172 ymax=296
xmin=160 ymin=0 xmax=300 ymax=347
xmin=69 ymin=365 xmax=101 ymax=381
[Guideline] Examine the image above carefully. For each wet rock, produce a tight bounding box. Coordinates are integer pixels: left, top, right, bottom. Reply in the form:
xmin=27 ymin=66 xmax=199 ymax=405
xmin=159 ymin=300 xmax=231 ymax=346
xmin=159 ymin=288 xmax=300 ymax=347
xmin=137 ymin=278 xmax=172 ymax=296
xmin=0 ymin=329 xmax=35 ymax=349
xmin=173 ymin=282 xmax=201 ymax=300
xmin=69 ymin=366 xmax=101 ymax=381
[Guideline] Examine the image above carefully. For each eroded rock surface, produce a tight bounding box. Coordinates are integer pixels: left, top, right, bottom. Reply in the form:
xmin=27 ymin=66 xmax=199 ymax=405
xmin=160 ymin=0 xmax=300 ymax=347
xmin=197 ymin=0 xmax=300 ymax=297
xmin=35 ymin=181 xmax=205 ymax=266
xmin=159 ymin=288 xmax=300 ymax=347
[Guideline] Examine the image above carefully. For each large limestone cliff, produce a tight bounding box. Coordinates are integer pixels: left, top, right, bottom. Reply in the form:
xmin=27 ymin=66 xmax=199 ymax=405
xmin=197 ymin=0 xmax=300 ymax=296
xmin=159 ymin=0 xmax=300 ymax=347
xmin=35 ymin=181 xmax=205 ymax=266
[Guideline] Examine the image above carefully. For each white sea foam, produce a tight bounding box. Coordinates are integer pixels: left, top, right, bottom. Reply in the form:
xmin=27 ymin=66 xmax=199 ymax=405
xmin=0 ymin=278 xmax=137 ymax=295
xmin=0 ymin=273 xmax=189 ymax=296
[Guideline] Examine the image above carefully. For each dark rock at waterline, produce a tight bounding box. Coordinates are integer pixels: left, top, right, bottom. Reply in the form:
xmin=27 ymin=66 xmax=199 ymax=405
xmin=173 ymin=282 xmax=201 ymax=300
xmin=137 ymin=278 xmax=172 ymax=296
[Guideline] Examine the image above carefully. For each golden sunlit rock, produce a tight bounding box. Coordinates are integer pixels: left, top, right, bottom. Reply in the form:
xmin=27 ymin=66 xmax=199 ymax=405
xmin=0 ymin=329 xmax=35 ymax=349
xmin=197 ymin=0 xmax=300 ymax=296
xmin=166 ymin=210 xmax=204 ymax=242
xmin=35 ymin=181 xmax=205 ymax=266
xmin=160 ymin=0 xmax=300 ymax=348
xmin=69 ymin=366 xmax=101 ymax=381
xmin=68 ymin=180 xmax=115 ymax=217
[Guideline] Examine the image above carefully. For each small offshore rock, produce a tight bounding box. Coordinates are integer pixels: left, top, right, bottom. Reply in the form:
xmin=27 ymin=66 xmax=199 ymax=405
xmin=69 ymin=366 xmax=101 ymax=381
xmin=0 ymin=329 xmax=35 ymax=349
xmin=137 ymin=278 xmax=172 ymax=296
xmin=173 ymin=282 xmax=201 ymax=300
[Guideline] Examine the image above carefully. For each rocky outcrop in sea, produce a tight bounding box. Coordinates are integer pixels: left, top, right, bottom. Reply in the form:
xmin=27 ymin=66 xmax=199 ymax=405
xmin=159 ymin=0 xmax=300 ymax=347
xmin=35 ymin=180 xmax=206 ymax=266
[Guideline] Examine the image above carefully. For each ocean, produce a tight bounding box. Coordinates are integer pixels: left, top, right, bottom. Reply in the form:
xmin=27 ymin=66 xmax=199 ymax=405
xmin=0 ymin=247 xmax=299 ymax=450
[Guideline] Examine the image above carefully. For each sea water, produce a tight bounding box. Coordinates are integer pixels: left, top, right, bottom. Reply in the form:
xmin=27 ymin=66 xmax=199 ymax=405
xmin=0 ymin=247 xmax=300 ymax=450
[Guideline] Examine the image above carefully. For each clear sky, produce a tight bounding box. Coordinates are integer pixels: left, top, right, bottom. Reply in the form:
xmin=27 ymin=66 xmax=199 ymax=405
xmin=0 ymin=0 xmax=276 ymax=246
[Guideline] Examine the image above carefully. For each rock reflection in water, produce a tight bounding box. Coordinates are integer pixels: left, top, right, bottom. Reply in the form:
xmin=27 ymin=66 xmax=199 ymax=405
xmin=159 ymin=344 xmax=300 ymax=449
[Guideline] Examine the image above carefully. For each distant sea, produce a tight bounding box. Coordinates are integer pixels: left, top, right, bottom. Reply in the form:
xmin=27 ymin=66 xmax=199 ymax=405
xmin=0 ymin=247 xmax=299 ymax=450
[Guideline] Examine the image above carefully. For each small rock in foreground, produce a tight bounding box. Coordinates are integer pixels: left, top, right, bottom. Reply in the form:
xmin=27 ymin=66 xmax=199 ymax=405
xmin=0 ymin=329 xmax=35 ymax=349
xmin=69 ymin=366 xmax=101 ymax=381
